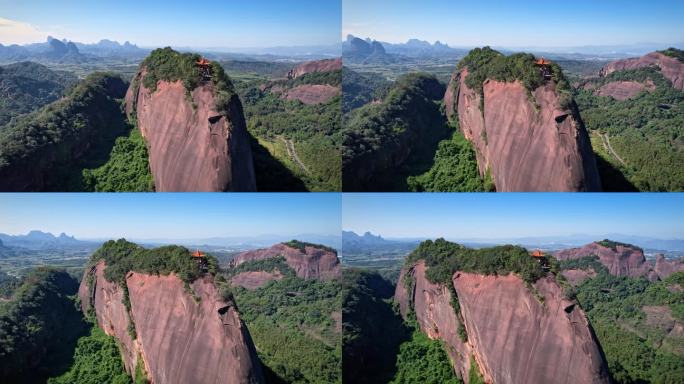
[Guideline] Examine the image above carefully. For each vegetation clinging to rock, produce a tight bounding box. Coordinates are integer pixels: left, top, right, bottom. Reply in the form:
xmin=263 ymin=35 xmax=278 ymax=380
xmin=457 ymin=46 xmax=572 ymax=109
xmin=90 ymin=239 xmax=218 ymax=286
xmin=407 ymin=239 xmax=545 ymax=285
xmin=659 ymin=47 xmax=684 ymax=63
xmin=140 ymin=47 xmax=237 ymax=116
xmin=284 ymin=239 xmax=337 ymax=254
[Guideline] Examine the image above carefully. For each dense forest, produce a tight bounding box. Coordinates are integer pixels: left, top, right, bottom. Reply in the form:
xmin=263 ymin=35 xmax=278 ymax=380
xmin=342 ymin=269 xmax=408 ymax=384
xmin=561 ymin=260 xmax=684 ymax=382
xmin=227 ymin=258 xmax=342 ymax=383
xmin=0 ymin=62 xmax=77 ymax=127
xmin=342 ymin=268 xmax=463 ymax=384
xmin=574 ymin=66 xmax=684 ymax=191
xmin=342 ymin=73 xmax=450 ymax=191
xmin=0 ymin=268 xmax=122 ymax=383
xmin=341 ymin=70 xmax=488 ymax=192
xmin=342 ymin=67 xmax=390 ymax=113
xmin=0 ymin=72 xmax=149 ymax=191
xmin=235 ymin=67 xmax=342 ymax=191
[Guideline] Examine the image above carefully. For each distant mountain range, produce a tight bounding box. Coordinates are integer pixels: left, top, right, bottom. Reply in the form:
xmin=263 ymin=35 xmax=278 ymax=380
xmin=0 ymin=230 xmax=99 ymax=250
xmin=342 ymin=230 xmax=391 ymax=247
xmin=343 ymin=34 xmax=466 ymax=60
xmin=0 ymin=36 xmax=149 ymax=63
xmin=343 ymin=34 xmax=684 ymax=62
xmin=94 ymin=233 xmax=342 ymax=250
xmin=343 ymin=231 xmax=684 ymax=253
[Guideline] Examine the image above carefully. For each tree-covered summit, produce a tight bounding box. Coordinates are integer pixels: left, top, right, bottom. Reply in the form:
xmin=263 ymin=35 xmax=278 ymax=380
xmin=406 ymin=238 xmax=546 ymax=285
xmin=140 ymin=47 xmax=232 ymax=93
xmin=457 ymin=46 xmax=572 ymax=107
xmin=659 ymin=47 xmax=684 ymax=63
xmin=90 ymin=239 xmax=218 ymax=285
xmin=283 ymin=239 xmax=337 ymax=254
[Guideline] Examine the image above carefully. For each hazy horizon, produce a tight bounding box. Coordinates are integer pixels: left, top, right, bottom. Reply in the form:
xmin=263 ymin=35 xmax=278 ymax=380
xmin=0 ymin=0 xmax=340 ymax=48
xmin=0 ymin=193 xmax=341 ymax=239
xmin=342 ymin=193 xmax=684 ymax=239
xmin=343 ymin=0 xmax=684 ymax=48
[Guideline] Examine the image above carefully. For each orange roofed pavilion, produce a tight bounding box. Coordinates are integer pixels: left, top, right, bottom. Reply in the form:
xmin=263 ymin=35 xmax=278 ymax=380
xmin=531 ymin=250 xmax=545 ymax=258
xmin=196 ymin=57 xmax=211 ymax=67
xmin=535 ymin=57 xmax=551 ymax=66
xmin=191 ymin=249 xmax=206 ymax=258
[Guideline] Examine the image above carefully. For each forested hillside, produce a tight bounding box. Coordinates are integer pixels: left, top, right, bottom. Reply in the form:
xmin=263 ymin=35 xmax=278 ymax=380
xmin=0 ymin=72 xmax=152 ymax=191
xmin=575 ymin=65 xmax=684 ymax=191
xmin=0 ymin=62 xmax=77 ymax=127
xmin=236 ymin=65 xmax=341 ymax=191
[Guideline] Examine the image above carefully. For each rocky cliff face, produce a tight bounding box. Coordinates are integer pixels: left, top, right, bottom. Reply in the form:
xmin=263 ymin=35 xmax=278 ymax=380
xmin=231 ymin=243 xmax=340 ymax=281
xmin=655 ymin=254 xmax=684 ymax=279
xmin=396 ymin=261 xmax=610 ymax=384
xmin=125 ymin=70 xmax=256 ymax=192
xmin=230 ymin=270 xmax=284 ymax=290
xmin=444 ymin=68 xmax=601 ymax=191
xmin=594 ymin=79 xmax=655 ymax=100
xmin=552 ymin=242 xmax=684 ymax=281
xmin=79 ymin=261 xmax=264 ymax=384
xmin=600 ymin=52 xmax=684 ymax=91
xmin=287 ymin=58 xmax=342 ymax=79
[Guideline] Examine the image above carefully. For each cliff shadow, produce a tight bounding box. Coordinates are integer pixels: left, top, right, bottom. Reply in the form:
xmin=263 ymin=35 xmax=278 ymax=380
xmin=51 ymin=111 xmax=131 ymax=191
xmin=342 ymin=270 xmax=410 ymax=383
xmin=594 ymin=154 xmax=638 ymax=191
xmin=367 ymin=111 xmax=450 ymax=192
xmin=261 ymin=364 xmax=288 ymax=384
xmin=249 ymin=136 xmax=308 ymax=191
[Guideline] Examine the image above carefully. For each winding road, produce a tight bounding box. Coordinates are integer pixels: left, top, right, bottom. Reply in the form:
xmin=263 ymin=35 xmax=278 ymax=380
xmin=600 ymin=133 xmax=627 ymax=167
xmin=280 ymin=136 xmax=310 ymax=175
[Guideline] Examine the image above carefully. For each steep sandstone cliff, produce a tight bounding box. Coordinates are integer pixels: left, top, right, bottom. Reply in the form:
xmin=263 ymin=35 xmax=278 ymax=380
xmin=553 ymin=242 xmax=684 ymax=281
xmin=287 ymin=58 xmax=342 ymax=79
xmin=594 ymin=79 xmax=655 ymax=100
xmin=230 ymin=270 xmax=284 ymax=290
xmin=79 ymin=261 xmax=264 ymax=384
xmin=600 ymin=52 xmax=684 ymax=91
xmin=125 ymin=66 xmax=256 ymax=192
xmin=396 ymin=261 xmax=611 ymax=384
xmin=445 ymin=68 xmax=601 ymax=191
xmin=231 ymin=242 xmax=340 ymax=281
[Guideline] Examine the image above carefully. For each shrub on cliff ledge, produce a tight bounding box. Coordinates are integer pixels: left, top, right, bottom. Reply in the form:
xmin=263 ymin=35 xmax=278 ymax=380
xmin=284 ymin=240 xmax=337 ymax=254
xmin=407 ymin=238 xmax=545 ymax=285
xmin=659 ymin=47 xmax=684 ymax=63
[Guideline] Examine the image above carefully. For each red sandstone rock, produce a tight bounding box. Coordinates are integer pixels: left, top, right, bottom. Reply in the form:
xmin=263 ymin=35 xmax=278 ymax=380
xmin=79 ymin=261 xmax=264 ymax=384
xmin=230 ymin=270 xmax=284 ymax=290
xmin=283 ymin=84 xmax=339 ymax=105
xmin=231 ymin=243 xmax=340 ymax=281
xmin=445 ymin=68 xmax=601 ymax=191
xmin=562 ymin=268 xmax=598 ymax=286
xmin=554 ymin=242 xmax=658 ymax=279
xmin=396 ymin=261 xmax=610 ymax=384
xmin=655 ymin=254 xmax=684 ymax=280
xmin=287 ymin=58 xmax=342 ymax=79
xmin=600 ymin=52 xmax=684 ymax=91
xmin=395 ymin=263 xmax=476 ymax=382
xmin=595 ymin=80 xmax=655 ymax=100
xmin=125 ymin=71 xmax=256 ymax=192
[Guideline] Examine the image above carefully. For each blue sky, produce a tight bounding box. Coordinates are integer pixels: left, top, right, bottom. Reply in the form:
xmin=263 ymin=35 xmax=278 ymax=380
xmin=0 ymin=193 xmax=341 ymax=239
xmin=343 ymin=193 xmax=684 ymax=239
xmin=0 ymin=0 xmax=340 ymax=47
xmin=343 ymin=0 xmax=684 ymax=47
